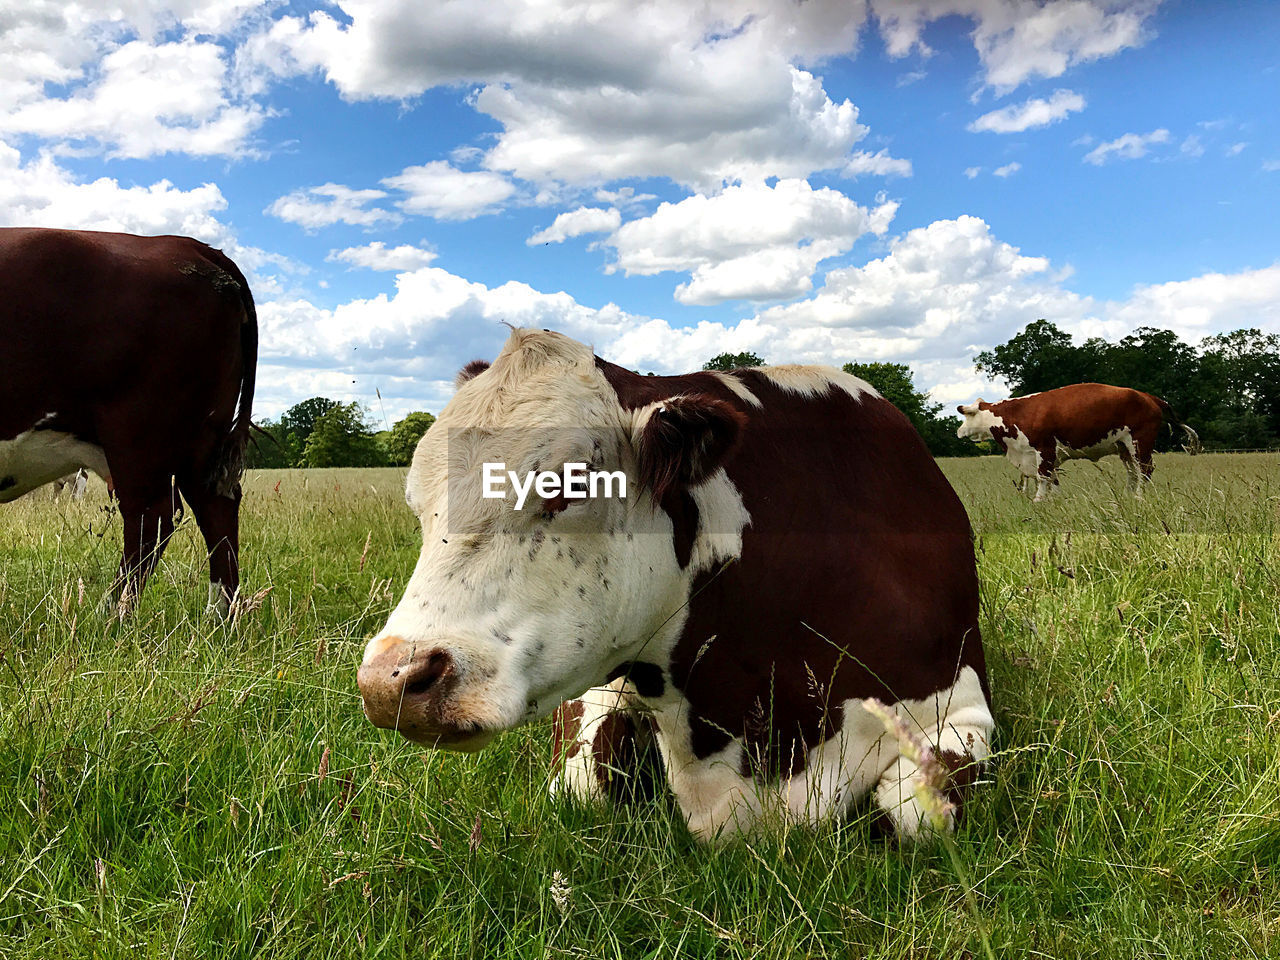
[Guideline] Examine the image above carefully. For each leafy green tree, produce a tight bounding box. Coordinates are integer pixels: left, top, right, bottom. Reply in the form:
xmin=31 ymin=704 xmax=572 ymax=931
xmin=248 ymin=397 xmax=343 ymax=468
xmin=244 ymin=418 xmax=296 ymax=469
xmin=281 ymin=397 xmax=339 ymax=444
xmin=842 ymin=361 xmax=977 ymax=457
xmin=1100 ymin=327 xmax=1198 ymax=414
xmin=973 ymin=319 xmax=1093 ymax=395
xmin=703 ymin=351 xmax=766 ymax=371
xmin=303 ymin=403 xmax=388 ymax=468
xmin=1196 ymin=329 xmax=1280 ymax=447
xmin=384 ymin=411 xmax=436 ymax=466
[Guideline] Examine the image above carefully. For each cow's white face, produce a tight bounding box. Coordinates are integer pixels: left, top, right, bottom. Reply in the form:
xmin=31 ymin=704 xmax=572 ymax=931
xmin=955 ymin=401 xmax=1002 ymax=441
xmin=357 ymin=329 xmax=742 ymax=751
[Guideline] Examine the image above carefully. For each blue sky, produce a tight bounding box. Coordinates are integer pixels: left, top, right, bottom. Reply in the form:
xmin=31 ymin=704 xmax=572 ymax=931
xmin=3 ymin=0 xmax=1277 ymax=422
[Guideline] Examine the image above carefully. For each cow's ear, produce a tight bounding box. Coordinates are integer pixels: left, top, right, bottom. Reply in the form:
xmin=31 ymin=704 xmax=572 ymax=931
xmin=636 ymin=394 xmax=745 ymax=502
xmin=455 ymin=360 xmax=490 ymax=388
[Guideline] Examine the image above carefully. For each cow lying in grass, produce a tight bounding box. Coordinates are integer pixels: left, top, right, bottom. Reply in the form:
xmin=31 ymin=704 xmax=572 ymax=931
xmin=358 ymin=328 xmax=992 ymax=841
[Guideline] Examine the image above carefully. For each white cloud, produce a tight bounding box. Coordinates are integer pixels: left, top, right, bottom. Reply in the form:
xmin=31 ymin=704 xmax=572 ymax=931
xmin=964 ymin=166 xmax=982 ymax=178
xmin=969 ymin=89 xmax=1085 ymax=133
xmin=266 ymin=184 xmax=400 ymax=230
xmin=1263 ymin=160 xmax=1280 ymax=173
xmin=527 ymin=207 xmax=622 ymax=246
xmin=593 ymin=187 xmax=657 ymax=209
xmin=250 ymin=1 xmax=868 ymax=99
xmin=1180 ymin=135 xmax=1204 ymax=157
xmin=250 ymin=215 xmax=1280 ymax=419
xmin=874 ymin=0 xmax=1159 ymax=94
xmin=844 ymin=148 xmax=913 ymax=178
xmin=328 ymin=242 xmax=438 ymax=271
xmin=381 ymin=161 xmax=517 ymax=220
xmin=1 ymin=4 xmax=266 ymax=158
xmin=476 ymin=66 xmax=869 ymax=190
xmin=255 ymin=265 xmax=671 ymax=416
xmin=237 ymin=1 xmax=1159 ymax=190
xmin=248 ymin=2 xmax=875 ymax=189
xmin=897 ymin=70 xmax=927 ymax=87
xmin=1101 ymin=264 xmax=1280 ymax=344
xmin=1083 ymin=128 xmax=1170 ymax=165
xmin=254 ymin=221 xmax=1052 ymax=416
xmin=1226 ymin=141 xmax=1248 ymax=156
xmin=747 ymin=215 xmax=1077 ymax=364
xmin=0 ymin=139 xmax=231 ymax=240
xmin=605 ymin=179 xmax=896 ymax=304
xmin=993 ymin=161 xmax=1022 ymax=177
xmin=0 ymin=137 xmax=304 ymax=305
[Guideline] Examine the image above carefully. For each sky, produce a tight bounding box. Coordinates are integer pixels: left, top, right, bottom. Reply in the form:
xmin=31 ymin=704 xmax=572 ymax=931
xmin=2 ymin=0 xmax=1277 ymax=423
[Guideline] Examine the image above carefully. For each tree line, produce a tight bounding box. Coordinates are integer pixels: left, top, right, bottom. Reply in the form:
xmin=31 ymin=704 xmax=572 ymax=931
xmin=249 ymin=324 xmax=1278 ymax=469
xmin=246 ymin=399 xmax=435 ymax=469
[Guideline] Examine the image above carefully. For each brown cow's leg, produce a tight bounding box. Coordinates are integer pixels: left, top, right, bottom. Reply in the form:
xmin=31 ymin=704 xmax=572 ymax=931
xmin=1130 ymin=429 xmax=1158 ymax=495
xmin=1136 ymin=442 xmax=1156 ymax=483
xmin=1116 ymin=444 xmax=1141 ymax=492
xmin=179 ymin=477 xmax=241 ymax=614
xmin=113 ymin=481 xmax=180 ymax=613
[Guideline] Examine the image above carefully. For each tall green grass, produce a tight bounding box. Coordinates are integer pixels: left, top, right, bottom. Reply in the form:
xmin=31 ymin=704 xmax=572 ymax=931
xmin=2 ymin=455 xmax=1277 ymax=958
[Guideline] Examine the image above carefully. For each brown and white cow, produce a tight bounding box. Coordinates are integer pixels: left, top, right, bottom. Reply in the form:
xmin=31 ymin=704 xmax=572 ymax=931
xmin=957 ymin=383 xmax=1200 ymax=502
xmin=357 ymin=328 xmax=992 ymax=842
xmin=52 ymin=469 xmax=90 ymax=501
xmin=0 ymin=228 xmax=257 ymax=611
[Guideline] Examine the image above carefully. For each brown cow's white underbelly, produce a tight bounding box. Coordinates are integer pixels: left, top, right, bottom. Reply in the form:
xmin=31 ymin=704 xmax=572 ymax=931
xmin=0 ymin=428 xmax=109 ymax=502
xmin=556 ymin=665 xmax=993 ymax=841
xmin=1054 ymin=426 xmax=1134 ymax=465
xmin=1003 ymin=425 xmax=1135 ymax=478
xmin=659 ymin=665 xmax=992 ymax=840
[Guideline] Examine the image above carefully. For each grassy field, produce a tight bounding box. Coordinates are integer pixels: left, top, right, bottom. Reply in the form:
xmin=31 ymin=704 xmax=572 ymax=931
xmin=2 ymin=453 xmax=1278 ymax=959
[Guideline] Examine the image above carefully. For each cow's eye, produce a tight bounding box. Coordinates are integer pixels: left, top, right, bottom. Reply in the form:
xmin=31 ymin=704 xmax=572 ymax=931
xmin=539 ymin=491 xmax=572 ymax=520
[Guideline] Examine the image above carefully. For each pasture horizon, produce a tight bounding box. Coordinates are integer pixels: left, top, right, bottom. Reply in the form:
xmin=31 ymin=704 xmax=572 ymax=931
xmin=2 ymin=453 xmax=1277 ymax=957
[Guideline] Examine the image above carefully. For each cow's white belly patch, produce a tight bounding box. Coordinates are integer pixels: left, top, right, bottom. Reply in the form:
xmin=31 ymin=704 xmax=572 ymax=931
xmin=0 ymin=429 xmax=109 ymax=503
xmin=651 ymin=665 xmax=992 ymax=841
xmin=1055 ymin=426 xmax=1133 ymax=464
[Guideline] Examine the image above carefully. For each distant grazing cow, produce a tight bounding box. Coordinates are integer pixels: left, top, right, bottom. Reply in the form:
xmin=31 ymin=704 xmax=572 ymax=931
xmin=956 ymin=382 xmax=1200 ymax=501
xmin=0 ymin=228 xmax=257 ymax=611
xmin=52 ymin=469 xmax=90 ymax=501
xmin=357 ymin=328 xmax=991 ymax=842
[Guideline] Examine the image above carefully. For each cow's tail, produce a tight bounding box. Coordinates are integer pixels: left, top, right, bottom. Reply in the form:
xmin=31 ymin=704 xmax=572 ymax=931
xmin=1154 ymin=396 xmax=1201 ymax=455
xmin=204 ymin=247 xmax=259 ymax=496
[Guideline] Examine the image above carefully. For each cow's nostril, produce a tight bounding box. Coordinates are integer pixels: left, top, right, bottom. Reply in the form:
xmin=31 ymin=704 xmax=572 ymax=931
xmin=402 ymin=649 xmax=451 ymax=697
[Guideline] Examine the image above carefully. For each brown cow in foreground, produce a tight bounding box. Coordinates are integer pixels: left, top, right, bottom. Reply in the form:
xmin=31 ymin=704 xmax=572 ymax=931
xmin=0 ymin=228 xmax=257 ymax=612
xmin=957 ymin=382 xmax=1199 ymax=501
xmin=357 ymin=328 xmax=992 ymax=842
